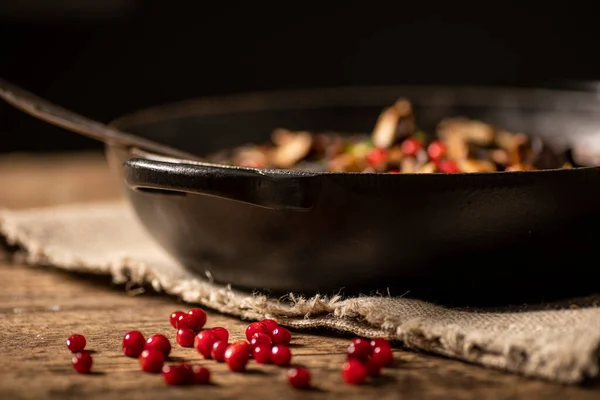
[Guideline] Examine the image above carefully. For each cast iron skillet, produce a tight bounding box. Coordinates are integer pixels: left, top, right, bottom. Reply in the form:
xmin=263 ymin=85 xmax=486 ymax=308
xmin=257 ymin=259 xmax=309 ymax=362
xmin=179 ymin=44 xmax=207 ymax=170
xmin=4 ymin=81 xmax=600 ymax=306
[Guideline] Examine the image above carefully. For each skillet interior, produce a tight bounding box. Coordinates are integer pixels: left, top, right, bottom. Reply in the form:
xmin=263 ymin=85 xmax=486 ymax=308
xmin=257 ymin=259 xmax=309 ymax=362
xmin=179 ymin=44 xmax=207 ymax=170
xmin=109 ymin=86 xmax=600 ymax=307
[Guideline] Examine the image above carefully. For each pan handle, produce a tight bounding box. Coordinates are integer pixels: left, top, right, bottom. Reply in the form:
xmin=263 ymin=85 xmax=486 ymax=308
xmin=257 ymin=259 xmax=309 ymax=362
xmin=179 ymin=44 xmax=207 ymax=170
xmin=123 ymin=158 xmax=319 ymax=211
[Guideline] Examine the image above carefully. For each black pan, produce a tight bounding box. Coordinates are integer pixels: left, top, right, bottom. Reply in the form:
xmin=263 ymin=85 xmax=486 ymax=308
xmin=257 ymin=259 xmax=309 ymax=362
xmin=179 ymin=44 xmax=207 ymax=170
xmin=3 ymin=82 xmax=600 ymax=306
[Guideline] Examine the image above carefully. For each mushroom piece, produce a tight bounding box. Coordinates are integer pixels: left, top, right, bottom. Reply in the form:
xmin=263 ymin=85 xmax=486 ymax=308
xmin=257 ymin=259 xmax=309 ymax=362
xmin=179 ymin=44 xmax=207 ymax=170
xmin=457 ymin=158 xmax=497 ymax=173
xmin=437 ymin=118 xmax=497 ymax=161
xmin=328 ymin=153 xmax=362 ymax=172
xmin=271 ymin=128 xmax=297 ymax=146
xmin=269 ymin=131 xmax=313 ymax=168
xmin=505 ymin=163 xmax=535 ymax=172
xmin=495 ymin=131 xmax=531 ymax=165
xmin=371 ymin=99 xmax=414 ymax=149
xmin=490 ymin=149 xmax=509 ymax=166
xmin=400 ymin=157 xmax=417 ymax=173
xmin=417 ymin=162 xmax=437 ymax=173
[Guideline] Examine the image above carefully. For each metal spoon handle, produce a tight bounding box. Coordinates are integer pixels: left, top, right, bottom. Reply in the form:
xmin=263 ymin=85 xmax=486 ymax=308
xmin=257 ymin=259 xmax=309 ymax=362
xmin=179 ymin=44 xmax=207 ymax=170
xmin=0 ymin=77 xmax=201 ymax=161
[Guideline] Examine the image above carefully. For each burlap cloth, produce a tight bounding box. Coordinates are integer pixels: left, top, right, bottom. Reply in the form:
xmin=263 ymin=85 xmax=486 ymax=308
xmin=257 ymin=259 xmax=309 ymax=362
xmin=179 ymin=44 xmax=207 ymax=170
xmin=1 ymin=201 xmax=599 ymax=385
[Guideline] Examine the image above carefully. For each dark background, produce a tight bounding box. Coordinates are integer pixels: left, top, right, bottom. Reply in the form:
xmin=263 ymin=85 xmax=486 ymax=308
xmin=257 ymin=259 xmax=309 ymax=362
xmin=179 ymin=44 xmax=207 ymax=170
xmin=1 ymin=1 xmax=599 ymax=153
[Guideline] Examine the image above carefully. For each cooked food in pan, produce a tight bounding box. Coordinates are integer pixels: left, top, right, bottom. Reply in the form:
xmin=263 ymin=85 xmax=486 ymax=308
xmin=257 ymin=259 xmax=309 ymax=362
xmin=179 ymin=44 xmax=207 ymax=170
xmin=206 ymin=99 xmax=575 ymax=173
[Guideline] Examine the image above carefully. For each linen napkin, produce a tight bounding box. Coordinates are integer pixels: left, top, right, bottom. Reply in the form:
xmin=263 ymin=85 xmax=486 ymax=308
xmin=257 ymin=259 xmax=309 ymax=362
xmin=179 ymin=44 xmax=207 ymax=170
xmin=1 ymin=201 xmax=599 ymax=385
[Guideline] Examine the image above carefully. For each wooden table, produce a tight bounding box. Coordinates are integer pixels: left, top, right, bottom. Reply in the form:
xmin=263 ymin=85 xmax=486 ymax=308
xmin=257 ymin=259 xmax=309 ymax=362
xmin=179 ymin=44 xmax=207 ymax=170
xmin=1 ymin=152 xmax=599 ymax=399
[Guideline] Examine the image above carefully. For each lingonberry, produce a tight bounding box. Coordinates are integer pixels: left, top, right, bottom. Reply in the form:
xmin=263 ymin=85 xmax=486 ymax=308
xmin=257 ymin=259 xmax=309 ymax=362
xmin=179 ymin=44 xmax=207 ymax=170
xmin=271 ymin=344 xmax=292 ymax=366
xmin=370 ymin=338 xmax=391 ymax=350
xmin=177 ymin=314 xmax=202 ymax=332
xmin=192 ymin=365 xmax=211 ymax=384
xmin=260 ymin=319 xmax=279 ymax=332
xmin=211 ymin=327 xmax=229 ymax=343
xmin=162 ymin=364 xmax=191 ymax=386
xmin=342 ymin=359 xmax=368 ymax=385
xmin=271 ymin=327 xmax=291 ymax=345
xmin=252 ymin=344 xmax=271 ymax=364
xmin=195 ymin=330 xmax=218 ymax=359
xmin=71 ymin=351 xmax=93 ymax=374
xmin=139 ymin=348 xmax=165 ymax=373
xmin=66 ymin=334 xmax=86 ymax=353
xmin=250 ymin=332 xmax=272 ymax=348
xmin=401 ymin=137 xmax=422 ymax=156
xmin=122 ymin=330 xmax=146 ymax=357
xmin=176 ymin=328 xmax=196 ymax=348
xmin=245 ymin=321 xmax=269 ymax=341
xmin=169 ymin=311 xmax=185 ymax=329
xmin=188 ymin=308 xmax=207 ymax=330
xmin=437 ymin=159 xmax=459 ymax=173
xmin=366 ymin=148 xmax=387 ymax=168
xmin=231 ymin=340 xmax=251 ymax=355
xmin=371 ymin=345 xmax=394 ymax=367
xmin=288 ymin=367 xmax=311 ymax=389
xmin=224 ymin=343 xmax=250 ymax=372
xmin=145 ymin=334 xmax=171 ymax=358
xmin=211 ymin=340 xmax=228 ymax=362
xmin=346 ymin=338 xmax=372 ymax=362
xmin=427 ymin=140 xmax=446 ymax=161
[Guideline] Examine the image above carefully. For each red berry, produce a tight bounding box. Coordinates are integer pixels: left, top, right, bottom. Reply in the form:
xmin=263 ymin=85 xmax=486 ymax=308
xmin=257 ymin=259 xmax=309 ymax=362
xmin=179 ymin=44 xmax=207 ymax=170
xmin=176 ymin=328 xmax=196 ymax=348
xmin=66 ymin=334 xmax=86 ymax=353
xmin=177 ymin=314 xmax=202 ymax=332
xmin=288 ymin=367 xmax=311 ymax=389
xmin=260 ymin=319 xmax=279 ymax=332
xmin=231 ymin=340 xmax=251 ymax=354
xmin=195 ymin=330 xmax=218 ymax=359
xmin=139 ymin=348 xmax=165 ymax=373
xmin=122 ymin=330 xmax=145 ymax=357
xmin=250 ymin=332 xmax=272 ymax=348
xmin=169 ymin=311 xmax=185 ymax=329
xmin=342 ymin=359 xmax=368 ymax=385
xmin=245 ymin=322 xmax=269 ymax=341
xmin=438 ymin=159 xmax=459 ymax=173
xmin=346 ymin=338 xmax=372 ymax=362
xmin=370 ymin=338 xmax=391 ymax=349
xmin=388 ymin=169 xmax=399 ymax=173
xmin=271 ymin=327 xmax=291 ymax=345
xmin=211 ymin=327 xmax=229 ymax=343
xmin=211 ymin=340 xmax=228 ymax=362
xmin=401 ymin=137 xmax=422 ymax=156
xmin=252 ymin=344 xmax=271 ymax=364
xmin=188 ymin=308 xmax=207 ymax=330
xmin=366 ymin=148 xmax=387 ymax=168
xmin=71 ymin=351 xmax=92 ymax=374
xmin=365 ymin=358 xmax=383 ymax=376
xmin=271 ymin=344 xmax=292 ymax=366
xmin=145 ymin=334 xmax=171 ymax=357
xmin=162 ymin=364 xmax=191 ymax=386
xmin=427 ymin=140 xmax=446 ymax=161
xmin=371 ymin=345 xmax=394 ymax=367
xmin=224 ymin=343 xmax=249 ymax=372
xmin=192 ymin=365 xmax=211 ymax=384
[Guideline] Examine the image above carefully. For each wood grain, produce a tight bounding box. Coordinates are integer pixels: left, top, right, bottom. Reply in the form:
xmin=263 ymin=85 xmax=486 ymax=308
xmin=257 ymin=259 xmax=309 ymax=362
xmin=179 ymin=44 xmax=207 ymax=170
xmin=0 ymin=152 xmax=599 ymax=399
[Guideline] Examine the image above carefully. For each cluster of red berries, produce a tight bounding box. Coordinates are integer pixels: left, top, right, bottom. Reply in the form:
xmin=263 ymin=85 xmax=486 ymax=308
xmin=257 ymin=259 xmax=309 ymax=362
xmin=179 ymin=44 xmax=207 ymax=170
xmin=66 ymin=334 xmax=93 ymax=374
xmin=366 ymin=137 xmax=459 ymax=173
xmin=342 ymin=337 xmax=394 ymax=385
xmin=66 ymin=307 xmax=394 ymax=389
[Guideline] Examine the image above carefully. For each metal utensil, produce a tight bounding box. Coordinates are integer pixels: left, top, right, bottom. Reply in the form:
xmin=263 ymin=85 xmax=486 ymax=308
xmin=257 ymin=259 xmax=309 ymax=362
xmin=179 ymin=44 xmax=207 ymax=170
xmin=0 ymin=77 xmax=201 ymax=161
